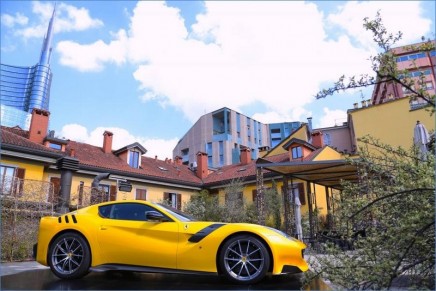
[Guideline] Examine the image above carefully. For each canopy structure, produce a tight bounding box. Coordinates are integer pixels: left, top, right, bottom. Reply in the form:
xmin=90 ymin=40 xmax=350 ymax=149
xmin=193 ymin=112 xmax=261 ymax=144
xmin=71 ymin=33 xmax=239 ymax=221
xmin=256 ymin=158 xmax=359 ymax=190
xmin=255 ymin=157 xmax=359 ymax=240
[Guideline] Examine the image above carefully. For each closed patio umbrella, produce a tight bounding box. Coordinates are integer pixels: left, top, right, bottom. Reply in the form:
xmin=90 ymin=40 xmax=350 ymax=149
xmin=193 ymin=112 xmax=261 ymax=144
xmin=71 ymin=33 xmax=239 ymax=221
xmin=414 ymin=121 xmax=430 ymax=159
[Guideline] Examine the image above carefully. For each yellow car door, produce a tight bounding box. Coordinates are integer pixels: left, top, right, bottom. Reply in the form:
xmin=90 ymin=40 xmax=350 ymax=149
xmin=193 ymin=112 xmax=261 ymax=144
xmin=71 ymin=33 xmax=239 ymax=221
xmin=97 ymin=202 xmax=179 ymax=269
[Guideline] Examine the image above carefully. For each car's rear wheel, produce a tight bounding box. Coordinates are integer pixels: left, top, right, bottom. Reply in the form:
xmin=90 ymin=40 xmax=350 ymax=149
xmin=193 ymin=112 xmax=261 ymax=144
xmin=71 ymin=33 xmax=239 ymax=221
xmin=48 ymin=232 xmax=91 ymax=279
xmin=219 ymin=234 xmax=270 ymax=284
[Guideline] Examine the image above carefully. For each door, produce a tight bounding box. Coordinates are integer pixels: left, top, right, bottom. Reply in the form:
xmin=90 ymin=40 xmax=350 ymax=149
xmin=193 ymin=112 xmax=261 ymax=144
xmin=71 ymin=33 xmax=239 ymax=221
xmin=97 ymin=202 xmax=179 ymax=269
xmin=49 ymin=177 xmax=60 ymax=203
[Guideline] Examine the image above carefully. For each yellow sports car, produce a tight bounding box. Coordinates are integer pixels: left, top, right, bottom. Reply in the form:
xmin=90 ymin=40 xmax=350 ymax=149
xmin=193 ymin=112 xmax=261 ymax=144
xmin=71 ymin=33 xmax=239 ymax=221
xmin=34 ymin=200 xmax=308 ymax=284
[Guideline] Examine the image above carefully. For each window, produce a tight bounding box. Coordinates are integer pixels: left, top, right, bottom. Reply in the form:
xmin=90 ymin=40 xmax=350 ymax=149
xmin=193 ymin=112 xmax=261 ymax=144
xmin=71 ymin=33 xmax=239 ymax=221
xmin=402 ymin=85 xmax=415 ymax=94
xmin=99 ymin=203 xmax=162 ymax=221
xmin=324 ymin=133 xmax=332 ymax=146
xmin=225 ymin=191 xmax=243 ymax=205
xmin=78 ymin=181 xmax=84 ymax=205
xmin=49 ymin=143 xmax=62 ymax=150
xmin=164 ymin=192 xmax=181 ymax=210
xmin=425 ymin=81 xmax=434 ymax=90
xmin=0 ymin=165 xmax=24 ymax=196
xmin=136 ymin=188 xmax=147 ymax=200
xmin=99 ymin=184 xmax=116 ymax=201
xmin=219 ymin=141 xmax=224 ymax=166
xmin=291 ymin=146 xmax=303 ymax=159
xmin=396 ymin=52 xmax=426 ymax=62
xmin=129 ymin=151 xmax=140 ymax=168
xmin=286 ymin=183 xmax=306 ymax=205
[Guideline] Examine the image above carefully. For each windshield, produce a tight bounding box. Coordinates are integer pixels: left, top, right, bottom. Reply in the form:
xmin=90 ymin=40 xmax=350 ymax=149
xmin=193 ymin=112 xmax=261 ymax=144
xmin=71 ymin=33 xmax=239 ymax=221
xmin=154 ymin=203 xmax=197 ymax=222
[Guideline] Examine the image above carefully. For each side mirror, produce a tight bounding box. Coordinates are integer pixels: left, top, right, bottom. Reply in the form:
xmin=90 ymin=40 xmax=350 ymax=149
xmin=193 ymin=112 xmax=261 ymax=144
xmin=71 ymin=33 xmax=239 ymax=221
xmin=145 ymin=211 xmax=168 ymax=222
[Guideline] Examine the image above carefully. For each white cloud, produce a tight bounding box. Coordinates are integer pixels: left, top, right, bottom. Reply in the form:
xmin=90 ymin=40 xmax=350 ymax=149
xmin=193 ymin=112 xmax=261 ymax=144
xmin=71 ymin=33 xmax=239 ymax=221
xmin=318 ymin=108 xmax=347 ymax=128
xmin=327 ymin=1 xmax=432 ymax=49
xmin=12 ymin=1 xmax=103 ymax=39
xmin=1 ymin=13 xmax=28 ymax=27
xmin=57 ymin=30 xmax=127 ymax=72
xmin=54 ymin=1 xmax=433 ymax=125
xmin=59 ymin=124 xmax=177 ymax=160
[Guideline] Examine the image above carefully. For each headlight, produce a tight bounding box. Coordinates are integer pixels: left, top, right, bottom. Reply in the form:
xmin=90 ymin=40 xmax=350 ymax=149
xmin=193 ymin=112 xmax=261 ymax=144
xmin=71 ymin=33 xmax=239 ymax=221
xmin=265 ymin=227 xmax=298 ymax=241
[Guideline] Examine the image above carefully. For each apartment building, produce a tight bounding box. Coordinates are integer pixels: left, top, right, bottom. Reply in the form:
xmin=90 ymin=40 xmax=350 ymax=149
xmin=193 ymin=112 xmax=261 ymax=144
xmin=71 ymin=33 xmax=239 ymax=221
xmin=371 ymin=40 xmax=436 ymax=108
xmin=173 ymin=107 xmax=271 ymax=168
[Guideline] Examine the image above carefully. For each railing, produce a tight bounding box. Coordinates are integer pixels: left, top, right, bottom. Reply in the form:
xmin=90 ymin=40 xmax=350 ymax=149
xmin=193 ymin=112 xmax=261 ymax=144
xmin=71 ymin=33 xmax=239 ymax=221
xmin=0 ymin=176 xmax=56 ymax=214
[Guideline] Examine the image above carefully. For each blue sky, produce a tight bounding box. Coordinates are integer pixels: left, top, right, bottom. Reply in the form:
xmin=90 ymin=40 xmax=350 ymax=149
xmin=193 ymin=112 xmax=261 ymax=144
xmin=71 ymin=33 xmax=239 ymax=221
xmin=1 ymin=1 xmax=435 ymax=159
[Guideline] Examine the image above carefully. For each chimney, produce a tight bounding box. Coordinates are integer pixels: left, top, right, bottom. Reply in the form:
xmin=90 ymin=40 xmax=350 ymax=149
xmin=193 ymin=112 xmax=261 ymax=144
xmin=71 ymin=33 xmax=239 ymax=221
xmin=175 ymin=156 xmax=183 ymax=166
xmin=311 ymin=131 xmax=324 ymax=148
xmin=28 ymin=109 xmax=50 ymax=144
xmin=102 ymin=131 xmax=113 ymax=154
xmin=307 ymin=117 xmax=313 ymax=132
xmin=196 ymin=152 xmax=208 ymax=179
xmin=155 ymin=155 xmax=158 ymax=161
xmin=240 ymin=147 xmax=251 ymax=165
xmin=70 ymin=148 xmax=75 ymax=157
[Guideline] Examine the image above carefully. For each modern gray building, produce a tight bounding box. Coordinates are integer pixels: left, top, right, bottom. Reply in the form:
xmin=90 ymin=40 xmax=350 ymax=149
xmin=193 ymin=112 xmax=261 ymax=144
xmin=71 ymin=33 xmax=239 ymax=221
xmin=173 ymin=107 xmax=271 ymax=168
xmin=173 ymin=107 xmax=318 ymax=168
xmin=1 ymin=6 xmax=56 ymax=130
xmin=269 ymin=121 xmax=303 ymax=148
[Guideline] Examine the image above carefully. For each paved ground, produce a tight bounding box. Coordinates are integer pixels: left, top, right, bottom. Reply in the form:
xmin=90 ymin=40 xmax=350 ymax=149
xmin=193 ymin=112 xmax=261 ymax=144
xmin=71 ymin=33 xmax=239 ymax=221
xmin=0 ymin=261 xmax=331 ymax=290
xmin=1 ymin=261 xmax=49 ymax=277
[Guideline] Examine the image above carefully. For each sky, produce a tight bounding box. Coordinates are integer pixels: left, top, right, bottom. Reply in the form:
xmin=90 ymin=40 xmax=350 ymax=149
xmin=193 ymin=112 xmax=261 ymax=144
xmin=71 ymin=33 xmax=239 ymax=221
xmin=1 ymin=1 xmax=435 ymax=159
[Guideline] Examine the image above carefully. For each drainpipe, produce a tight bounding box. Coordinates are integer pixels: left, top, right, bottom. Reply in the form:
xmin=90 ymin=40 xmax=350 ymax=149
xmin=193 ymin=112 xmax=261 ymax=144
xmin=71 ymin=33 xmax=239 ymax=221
xmin=92 ymin=173 xmax=111 ymax=188
xmin=91 ymin=173 xmax=110 ymax=204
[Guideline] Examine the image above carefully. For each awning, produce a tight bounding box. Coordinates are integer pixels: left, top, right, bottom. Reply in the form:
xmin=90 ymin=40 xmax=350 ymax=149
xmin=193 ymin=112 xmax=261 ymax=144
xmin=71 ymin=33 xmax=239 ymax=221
xmin=256 ymin=158 xmax=359 ymax=189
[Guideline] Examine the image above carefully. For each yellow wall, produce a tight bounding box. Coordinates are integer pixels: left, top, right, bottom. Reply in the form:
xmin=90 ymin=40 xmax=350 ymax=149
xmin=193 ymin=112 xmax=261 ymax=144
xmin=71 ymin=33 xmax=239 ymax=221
xmin=312 ymin=146 xmax=343 ymax=161
xmin=267 ymin=125 xmax=310 ymax=156
xmin=216 ymin=178 xmax=329 ymax=217
xmin=67 ymin=175 xmax=198 ymax=207
xmin=350 ymin=98 xmax=434 ymax=150
xmin=1 ymin=157 xmax=46 ymax=181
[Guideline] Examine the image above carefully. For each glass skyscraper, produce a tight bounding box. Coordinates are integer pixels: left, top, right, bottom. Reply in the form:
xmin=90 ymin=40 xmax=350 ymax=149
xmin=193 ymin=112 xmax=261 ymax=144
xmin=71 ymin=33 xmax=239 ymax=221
xmin=1 ymin=6 xmax=55 ymax=130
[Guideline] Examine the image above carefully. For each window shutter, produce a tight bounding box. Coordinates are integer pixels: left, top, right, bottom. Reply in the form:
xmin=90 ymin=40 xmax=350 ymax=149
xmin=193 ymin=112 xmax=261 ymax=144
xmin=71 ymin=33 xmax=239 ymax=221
xmin=49 ymin=177 xmax=61 ymax=203
xmin=136 ymin=189 xmax=147 ymax=200
xmin=252 ymin=189 xmax=257 ymax=203
xmin=110 ymin=185 xmax=117 ymax=201
xmin=13 ymin=168 xmax=25 ymax=197
xmin=163 ymin=192 xmax=170 ymax=201
xmin=177 ymin=194 xmax=182 ymax=210
xmin=298 ymin=183 xmax=306 ymax=205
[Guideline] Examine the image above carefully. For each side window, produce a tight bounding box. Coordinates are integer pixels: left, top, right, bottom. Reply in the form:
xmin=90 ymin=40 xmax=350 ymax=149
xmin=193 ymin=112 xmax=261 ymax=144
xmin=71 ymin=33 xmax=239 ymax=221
xmin=99 ymin=204 xmax=112 ymax=218
xmin=104 ymin=203 xmax=164 ymax=221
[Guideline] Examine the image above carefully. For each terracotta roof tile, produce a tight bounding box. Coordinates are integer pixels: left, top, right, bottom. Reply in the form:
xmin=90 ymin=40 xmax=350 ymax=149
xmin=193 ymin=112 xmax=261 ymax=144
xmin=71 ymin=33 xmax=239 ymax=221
xmin=65 ymin=141 xmax=202 ymax=185
xmin=1 ymin=127 xmax=60 ymax=154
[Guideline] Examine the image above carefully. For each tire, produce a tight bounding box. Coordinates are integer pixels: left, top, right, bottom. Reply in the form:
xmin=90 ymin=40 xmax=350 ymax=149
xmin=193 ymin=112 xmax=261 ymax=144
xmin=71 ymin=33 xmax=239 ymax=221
xmin=219 ymin=234 xmax=270 ymax=284
xmin=48 ymin=232 xmax=91 ymax=279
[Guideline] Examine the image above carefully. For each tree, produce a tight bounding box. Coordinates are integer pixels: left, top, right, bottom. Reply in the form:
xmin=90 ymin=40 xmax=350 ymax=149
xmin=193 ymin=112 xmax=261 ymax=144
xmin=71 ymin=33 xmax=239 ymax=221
xmin=222 ymin=179 xmax=258 ymax=223
xmin=305 ymin=13 xmax=435 ymax=289
xmin=306 ymin=137 xmax=435 ymax=289
xmin=315 ymin=11 xmax=435 ymax=111
xmin=183 ymin=180 xmax=258 ymax=224
xmin=183 ymin=189 xmax=223 ymax=222
xmin=263 ymin=180 xmax=282 ymax=230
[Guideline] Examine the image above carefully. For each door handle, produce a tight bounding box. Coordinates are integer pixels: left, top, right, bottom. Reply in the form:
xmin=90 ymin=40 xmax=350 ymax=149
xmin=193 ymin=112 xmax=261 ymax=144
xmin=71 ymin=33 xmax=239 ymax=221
xmin=100 ymin=226 xmax=108 ymax=230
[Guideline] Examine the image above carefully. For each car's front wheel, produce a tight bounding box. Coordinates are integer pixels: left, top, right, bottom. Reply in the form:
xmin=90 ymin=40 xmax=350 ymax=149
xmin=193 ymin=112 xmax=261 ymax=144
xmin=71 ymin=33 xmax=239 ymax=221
xmin=219 ymin=234 xmax=270 ymax=284
xmin=48 ymin=232 xmax=91 ymax=279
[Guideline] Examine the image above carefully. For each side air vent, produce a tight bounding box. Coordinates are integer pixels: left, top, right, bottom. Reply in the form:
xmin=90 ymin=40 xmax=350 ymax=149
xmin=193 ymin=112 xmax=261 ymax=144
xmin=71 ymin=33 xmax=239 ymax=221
xmin=57 ymin=215 xmax=78 ymax=224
